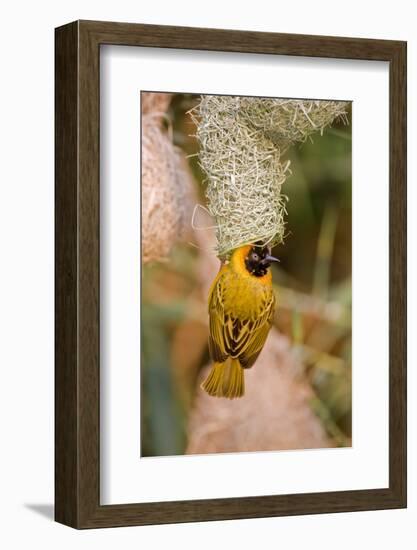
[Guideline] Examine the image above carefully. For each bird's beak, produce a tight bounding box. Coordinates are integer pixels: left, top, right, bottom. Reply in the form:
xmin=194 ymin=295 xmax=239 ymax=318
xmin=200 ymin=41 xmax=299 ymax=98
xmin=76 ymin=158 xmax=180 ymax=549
xmin=262 ymin=254 xmax=280 ymax=264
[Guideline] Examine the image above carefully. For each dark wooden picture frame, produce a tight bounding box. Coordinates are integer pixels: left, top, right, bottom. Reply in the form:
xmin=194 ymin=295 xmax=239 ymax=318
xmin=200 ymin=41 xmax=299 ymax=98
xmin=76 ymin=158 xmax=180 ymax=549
xmin=55 ymin=20 xmax=407 ymax=529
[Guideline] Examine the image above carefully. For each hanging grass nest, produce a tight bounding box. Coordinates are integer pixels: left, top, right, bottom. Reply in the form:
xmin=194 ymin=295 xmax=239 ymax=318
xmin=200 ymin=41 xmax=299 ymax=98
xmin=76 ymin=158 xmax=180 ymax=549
xmin=141 ymin=93 xmax=193 ymax=263
xmin=190 ymin=95 xmax=348 ymax=259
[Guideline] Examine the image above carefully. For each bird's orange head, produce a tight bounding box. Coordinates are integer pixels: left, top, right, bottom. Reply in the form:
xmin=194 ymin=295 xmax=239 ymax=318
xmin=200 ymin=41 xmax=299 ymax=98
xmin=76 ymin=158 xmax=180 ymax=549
xmin=231 ymin=244 xmax=279 ymax=278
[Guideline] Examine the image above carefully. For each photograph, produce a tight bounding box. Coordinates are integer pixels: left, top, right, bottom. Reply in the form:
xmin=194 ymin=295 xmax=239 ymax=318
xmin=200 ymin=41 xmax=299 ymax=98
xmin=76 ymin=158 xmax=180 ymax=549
xmin=140 ymin=91 xmax=352 ymax=458
xmin=0 ymin=0 xmax=409 ymax=543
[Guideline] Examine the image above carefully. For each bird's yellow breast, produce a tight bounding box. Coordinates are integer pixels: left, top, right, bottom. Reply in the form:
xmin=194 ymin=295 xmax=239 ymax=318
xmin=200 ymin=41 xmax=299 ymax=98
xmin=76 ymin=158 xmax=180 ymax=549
xmin=212 ymin=245 xmax=274 ymax=320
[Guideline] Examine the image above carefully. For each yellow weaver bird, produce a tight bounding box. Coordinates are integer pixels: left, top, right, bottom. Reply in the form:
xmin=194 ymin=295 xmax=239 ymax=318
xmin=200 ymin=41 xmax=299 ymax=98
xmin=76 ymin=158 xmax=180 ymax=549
xmin=201 ymin=244 xmax=278 ymax=399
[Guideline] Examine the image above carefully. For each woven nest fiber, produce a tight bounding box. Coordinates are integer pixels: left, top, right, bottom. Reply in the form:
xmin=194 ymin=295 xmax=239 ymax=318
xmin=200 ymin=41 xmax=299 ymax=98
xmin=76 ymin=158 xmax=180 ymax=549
xmin=141 ymin=93 xmax=191 ymax=263
xmin=191 ymin=95 xmax=348 ymax=259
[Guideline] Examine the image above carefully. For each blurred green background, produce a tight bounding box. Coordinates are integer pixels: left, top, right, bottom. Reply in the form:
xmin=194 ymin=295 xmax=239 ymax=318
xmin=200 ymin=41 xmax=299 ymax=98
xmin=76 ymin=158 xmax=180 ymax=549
xmin=141 ymin=94 xmax=352 ymax=457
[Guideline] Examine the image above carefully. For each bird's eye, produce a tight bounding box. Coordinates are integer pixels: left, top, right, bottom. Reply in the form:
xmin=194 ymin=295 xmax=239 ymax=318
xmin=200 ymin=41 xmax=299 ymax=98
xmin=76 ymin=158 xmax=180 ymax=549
xmin=252 ymin=253 xmax=259 ymax=261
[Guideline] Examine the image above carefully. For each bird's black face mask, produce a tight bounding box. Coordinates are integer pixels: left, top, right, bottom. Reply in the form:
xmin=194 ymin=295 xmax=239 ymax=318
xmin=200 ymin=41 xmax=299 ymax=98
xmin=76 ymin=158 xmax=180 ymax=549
xmin=245 ymin=245 xmax=279 ymax=277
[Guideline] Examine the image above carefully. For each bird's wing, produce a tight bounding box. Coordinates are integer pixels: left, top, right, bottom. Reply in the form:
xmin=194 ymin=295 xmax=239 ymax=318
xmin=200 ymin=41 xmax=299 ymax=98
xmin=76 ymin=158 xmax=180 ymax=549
xmin=237 ymin=291 xmax=275 ymax=369
xmin=208 ymin=271 xmax=275 ymax=368
xmin=207 ymin=267 xmax=229 ymax=363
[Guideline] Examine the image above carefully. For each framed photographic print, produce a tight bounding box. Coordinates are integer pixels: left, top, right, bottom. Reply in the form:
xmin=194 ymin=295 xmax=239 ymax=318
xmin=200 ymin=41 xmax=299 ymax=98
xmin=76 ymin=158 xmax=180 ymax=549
xmin=55 ymin=20 xmax=407 ymax=528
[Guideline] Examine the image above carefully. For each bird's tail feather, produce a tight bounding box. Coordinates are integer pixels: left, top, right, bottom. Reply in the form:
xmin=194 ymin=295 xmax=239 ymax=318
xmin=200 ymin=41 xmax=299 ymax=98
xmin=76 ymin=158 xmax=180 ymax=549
xmin=201 ymin=358 xmax=245 ymax=399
